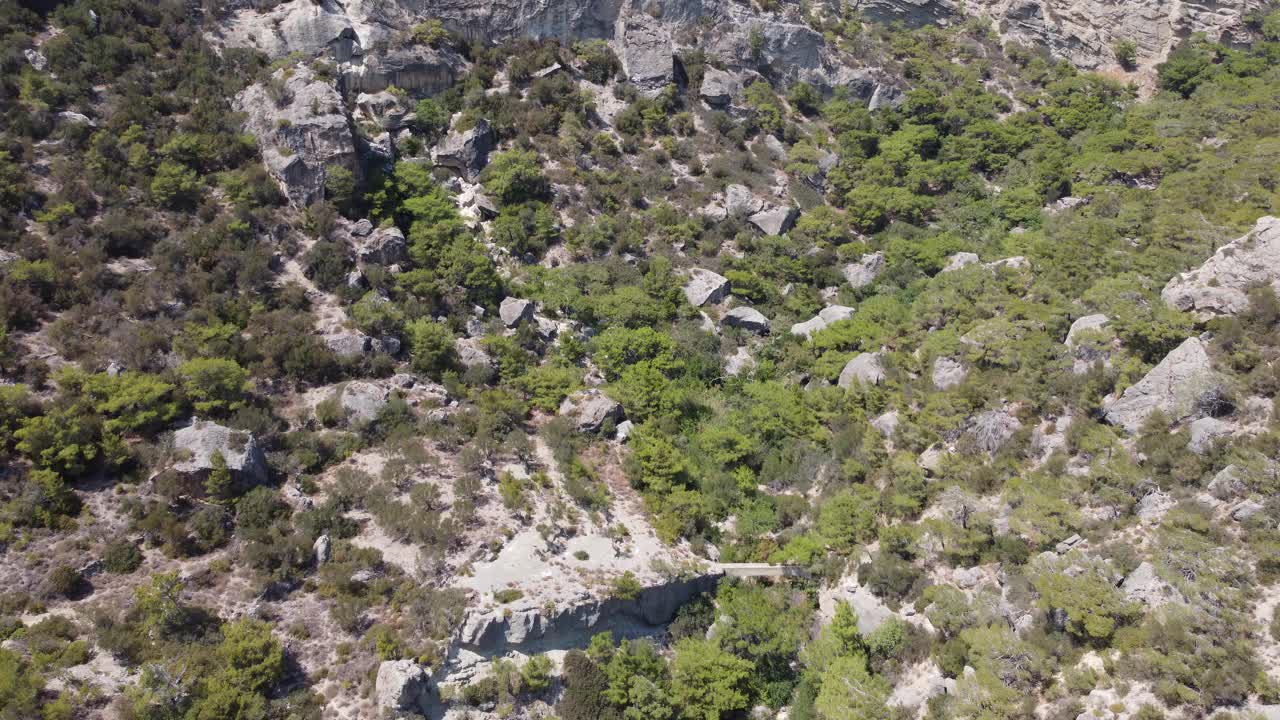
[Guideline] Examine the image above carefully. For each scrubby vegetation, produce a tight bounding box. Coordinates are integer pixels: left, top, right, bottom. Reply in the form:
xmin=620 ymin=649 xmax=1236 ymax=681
xmin=1 ymin=0 xmax=1279 ymax=717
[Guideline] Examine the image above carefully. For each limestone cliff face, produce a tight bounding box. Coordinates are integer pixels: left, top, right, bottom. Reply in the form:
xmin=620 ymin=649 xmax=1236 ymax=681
xmin=448 ymin=573 xmax=719 ymax=674
xmin=850 ymin=0 xmax=1263 ymax=71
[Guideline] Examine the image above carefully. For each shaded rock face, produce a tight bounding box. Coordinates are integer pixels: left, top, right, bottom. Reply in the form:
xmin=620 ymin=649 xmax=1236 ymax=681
xmin=435 ymin=118 xmax=496 ymax=182
xmin=619 ymin=14 xmax=675 ymax=97
xmin=342 ymin=44 xmax=461 ymax=95
xmin=235 ymin=65 xmax=358 ymax=206
xmin=376 ymin=659 xmax=431 ymax=712
xmin=456 ymin=573 xmax=719 ymax=657
xmin=683 ymin=268 xmax=731 ymax=307
xmin=172 ymin=419 xmax=269 ymax=488
xmin=1162 ymin=216 xmax=1280 ymax=318
xmin=848 ymin=0 xmax=1262 ymax=71
xmin=1102 ymin=337 xmax=1221 ymax=433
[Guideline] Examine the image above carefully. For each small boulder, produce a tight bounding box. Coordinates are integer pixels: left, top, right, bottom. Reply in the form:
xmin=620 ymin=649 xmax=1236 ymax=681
xmin=1055 ymin=534 xmax=1084 ymax=554
xmin=843 ymin=252 xmax=885 ymax=290
xmin=1207 ymin=464 xmax=1248 ymax=500
xmin=435 ymin=118 xmax=496 ymax=182
xmin=559 ymin=389 xmax=624 ymax=433
xmin=1231 ymin=499 xmax=1264 ymax=521
xmin=683 ymin=269 xmax=731 ymax=307
xmin=349 ymin=218 xmax=374 ymax=237
xmin=748 ymin=205 xmax=798 ymax=236
xmin=725 ymin=346 xmax=756 ymax=376
xmin=375 ymin=659 xmax=431 ymax=712
xmin=931 ymin=357 xmax=967 ymax=390
xmin=724 ymin=184 xmax=764 ymax=216
xmin=838 ymin=352 xmax=886 ymax=388
xmin=1065 ymin=314 xmax=1110 ymax=347
xmin=721 ymin=306 xmax=771 ymax=334
xmin=871 ymin=410 xmax=900 ymax=438
xmin=499 ymin=297 xmax=535 ymax=328
xmin=790 ymin=305 xmax=854 ymax=339
xmin=313 ymin=534 xmax=332 ymax=565
xmin=172 ymin=419 xmax=269 ymax=489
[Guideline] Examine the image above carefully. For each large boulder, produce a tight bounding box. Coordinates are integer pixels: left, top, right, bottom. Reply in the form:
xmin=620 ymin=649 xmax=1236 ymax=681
xmin=172 ymin=419 xmax=269 ymax=488
xmin=499 ymin=297 xmax=535 ymax=328
xmin=1102 ymin=337 xmax=1222 ymax=433
xmin=748 ymin=205 xmax=799 ymax=235
xmin=559 ymin=389 xmax=624 ymax=433
xmin=435 ymin=118 xmax=496 ymax=182
xmin=838 ymin=352 xmax=886 ymax=388
xmin=234 ymin=64 xmax=358 ymax=207
xmin=375 ymin=659 xmax=430 ymax=712
xmin=1162 ymin=216 xmax=1280 ymax=317
xmin=355 ymin=91 xmax=412 ymax=130
xmin=843 ymin=252 xmax=885 ymax=290
xmin=721 ymin=306 xmax=771 ymax=334
xmin=684 ymin=269 xmax=731 ymax=307
xmin=354 ymin=225 xmax=407 ymax=266
xmin=700 ymin=66 xmax=745 ymax=108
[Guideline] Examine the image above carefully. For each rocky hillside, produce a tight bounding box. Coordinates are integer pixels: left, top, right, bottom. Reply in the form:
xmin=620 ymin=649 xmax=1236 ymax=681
xmin=2 ymin=0 xmax=1280 ymax=719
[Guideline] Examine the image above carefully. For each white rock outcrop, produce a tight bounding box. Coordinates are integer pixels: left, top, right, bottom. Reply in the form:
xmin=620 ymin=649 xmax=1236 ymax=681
xmin=843 ymin=252 xmax=885 ymax=290
xmin=234 ymin=65 xmax=358 ymax=207
xmin=1102 ymin=337 xmax=1222 ymax=433
xmin=931 ymin=357 xmax=967 ymax=390
xmin=684 ymin=269 xmax=731 ymax=307
xmin=172 ymin=419 xmax=269 ymax=488
xmin=1162 ymin=216 xmax=1280 ymax=317
xmin=838 ymin=352 xmax=886 ymax=388
xmin=375 ymin=659 xmax=430 ymax=712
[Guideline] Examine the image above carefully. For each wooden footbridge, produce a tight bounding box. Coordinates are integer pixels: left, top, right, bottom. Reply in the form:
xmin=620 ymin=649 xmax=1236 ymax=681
xmin=712 ymin=563 xmax=810 ymax=579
